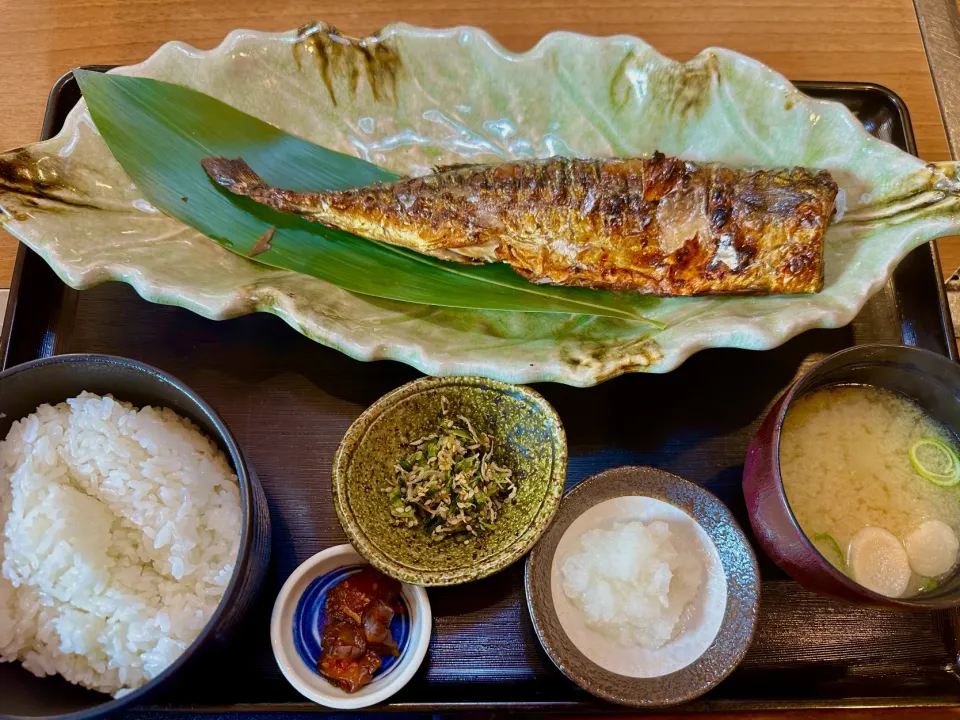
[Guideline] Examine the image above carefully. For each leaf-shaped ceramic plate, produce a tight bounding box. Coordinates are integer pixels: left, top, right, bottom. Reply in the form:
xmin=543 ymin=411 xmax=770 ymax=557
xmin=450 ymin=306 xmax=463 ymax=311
xmin=2 ymin=23 xmax=959 ymax=386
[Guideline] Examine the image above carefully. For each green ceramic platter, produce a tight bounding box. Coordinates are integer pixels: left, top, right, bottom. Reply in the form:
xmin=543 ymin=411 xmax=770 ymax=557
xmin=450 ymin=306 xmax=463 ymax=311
xmin=2 ymin=22 xmax=960 ymax=384
xmin=332 ymin=376 xmax=567 ymax=585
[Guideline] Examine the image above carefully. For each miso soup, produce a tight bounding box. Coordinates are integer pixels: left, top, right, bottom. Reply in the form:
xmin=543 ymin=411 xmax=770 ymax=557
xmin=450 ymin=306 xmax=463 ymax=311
xmin=780 ymin=384 xmax=960 ymax=598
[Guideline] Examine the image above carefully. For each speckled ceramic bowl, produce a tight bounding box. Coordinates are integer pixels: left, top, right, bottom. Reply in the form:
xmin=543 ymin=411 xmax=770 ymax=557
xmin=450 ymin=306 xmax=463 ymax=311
xmin=332 ymin=376 xmax=567 ymax=586
xmin=525 ymin=466 xmax=760 ymax=708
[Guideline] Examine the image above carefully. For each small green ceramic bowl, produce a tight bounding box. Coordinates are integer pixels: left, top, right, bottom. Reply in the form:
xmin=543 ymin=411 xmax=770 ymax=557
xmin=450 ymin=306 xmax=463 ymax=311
xmin=332 ymin=376 xmax=567 ymax=586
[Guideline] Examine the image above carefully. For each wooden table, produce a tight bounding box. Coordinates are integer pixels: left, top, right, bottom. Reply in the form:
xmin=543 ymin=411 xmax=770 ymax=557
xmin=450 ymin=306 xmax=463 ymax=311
xmin=0 ymin=1 xmax=959 ymax=718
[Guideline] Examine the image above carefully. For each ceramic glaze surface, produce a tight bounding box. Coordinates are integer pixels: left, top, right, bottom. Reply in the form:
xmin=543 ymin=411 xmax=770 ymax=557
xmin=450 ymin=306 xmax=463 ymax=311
xmin=2 ymin=23 xmax=960 ymax=384
xmin=525 ymin=466 xmax=760 ymax=707
xmin=333 ymin=375 xmax=567 ymax=585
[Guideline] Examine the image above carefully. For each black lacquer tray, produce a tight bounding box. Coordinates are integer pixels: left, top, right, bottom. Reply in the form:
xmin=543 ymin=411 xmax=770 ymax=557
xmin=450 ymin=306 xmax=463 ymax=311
xmin=1 ymin=71 xmax=959 ymax=714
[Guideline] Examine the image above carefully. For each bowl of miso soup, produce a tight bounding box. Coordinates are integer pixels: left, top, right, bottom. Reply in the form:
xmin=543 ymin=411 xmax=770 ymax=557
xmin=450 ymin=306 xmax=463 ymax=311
xmin=744 ymin=344 xmax=960 ymax=609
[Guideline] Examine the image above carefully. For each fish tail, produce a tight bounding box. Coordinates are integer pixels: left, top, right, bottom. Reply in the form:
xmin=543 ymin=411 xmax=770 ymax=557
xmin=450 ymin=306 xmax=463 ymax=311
xmin=200 ymin=156 xmax=400 ymax=250
xmin=201 ymin=157 xmax=270 ymax=197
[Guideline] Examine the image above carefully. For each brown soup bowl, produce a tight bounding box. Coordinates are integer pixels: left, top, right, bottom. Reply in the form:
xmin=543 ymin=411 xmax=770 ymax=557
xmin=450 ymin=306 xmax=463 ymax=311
xmin=743 ymin=344 xmax=960 ymax=610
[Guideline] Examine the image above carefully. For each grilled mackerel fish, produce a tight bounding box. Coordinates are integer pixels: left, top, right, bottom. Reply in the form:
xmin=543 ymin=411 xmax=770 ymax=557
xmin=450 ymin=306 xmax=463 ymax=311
xmin=202 ymin=153 xmax=838 ymax=296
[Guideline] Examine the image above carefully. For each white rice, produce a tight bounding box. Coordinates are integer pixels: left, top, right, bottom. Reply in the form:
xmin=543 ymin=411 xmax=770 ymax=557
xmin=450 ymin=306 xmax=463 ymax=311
xmin=0 ymin=392 xmax=242 ymax=696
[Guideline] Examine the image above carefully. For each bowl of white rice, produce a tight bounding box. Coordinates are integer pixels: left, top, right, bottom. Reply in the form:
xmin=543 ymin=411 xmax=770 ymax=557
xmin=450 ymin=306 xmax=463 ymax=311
xmin=0 ymin=354 xmax=271 ymax=720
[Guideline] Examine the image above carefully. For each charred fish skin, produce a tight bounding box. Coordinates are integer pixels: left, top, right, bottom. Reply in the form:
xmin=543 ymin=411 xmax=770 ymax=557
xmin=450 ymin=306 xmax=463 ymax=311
xmin=202 ymin=153 xmax=837 ymax=296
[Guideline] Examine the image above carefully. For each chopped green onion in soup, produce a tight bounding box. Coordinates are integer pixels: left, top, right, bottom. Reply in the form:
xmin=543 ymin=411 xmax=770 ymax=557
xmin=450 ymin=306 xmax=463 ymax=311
xmin=910 ymin=438 xmax=960 ymax=486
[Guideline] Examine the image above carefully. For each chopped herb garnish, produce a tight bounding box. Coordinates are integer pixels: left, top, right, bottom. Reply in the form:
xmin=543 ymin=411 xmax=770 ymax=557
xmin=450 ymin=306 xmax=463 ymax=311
xmin=909 ymin=437 xmax=960 ymax=487
xmin=384 ymin=405 xmax=516 ymax=542
xmin=813 ymin=532 xmax=846 ymax=570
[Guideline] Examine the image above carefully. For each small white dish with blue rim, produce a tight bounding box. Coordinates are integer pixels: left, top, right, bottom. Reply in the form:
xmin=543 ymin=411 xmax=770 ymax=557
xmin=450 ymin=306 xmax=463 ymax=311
xmin=270 ymin=543 xmax=432 ymax=709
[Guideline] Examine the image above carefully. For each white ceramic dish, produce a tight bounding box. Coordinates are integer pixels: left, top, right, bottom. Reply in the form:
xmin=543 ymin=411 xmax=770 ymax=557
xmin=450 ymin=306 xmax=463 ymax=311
xmin=270 ymin=543 xmax=431 ymax=709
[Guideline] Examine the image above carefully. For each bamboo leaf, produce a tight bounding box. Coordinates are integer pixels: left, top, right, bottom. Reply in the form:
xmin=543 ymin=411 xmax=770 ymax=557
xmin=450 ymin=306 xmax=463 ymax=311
xmin=74 ymin=70 xmax=662 ymax=324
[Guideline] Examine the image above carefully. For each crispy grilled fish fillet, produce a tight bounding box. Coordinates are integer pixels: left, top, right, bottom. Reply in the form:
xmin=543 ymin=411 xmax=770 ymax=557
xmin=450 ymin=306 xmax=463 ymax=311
xmin=201 ymin=152 xmax=838 ymax=295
